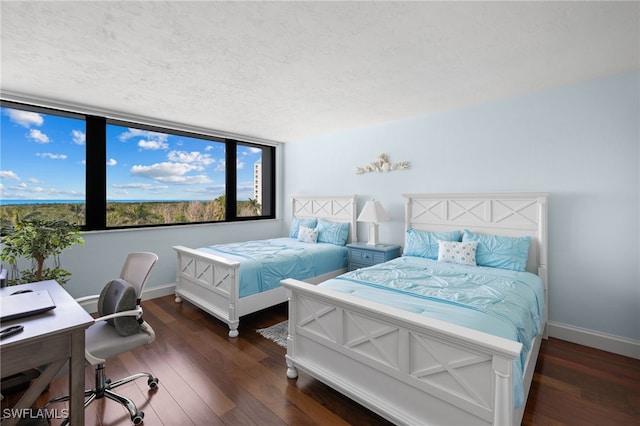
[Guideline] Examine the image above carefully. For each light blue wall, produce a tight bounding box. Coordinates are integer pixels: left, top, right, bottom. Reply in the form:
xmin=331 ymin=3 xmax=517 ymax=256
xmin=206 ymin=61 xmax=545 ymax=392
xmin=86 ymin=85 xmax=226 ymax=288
xmin=283 ymin=72 xmax=640 ymax=342
xmin=58 ymin=220 xmax=283 ymax=299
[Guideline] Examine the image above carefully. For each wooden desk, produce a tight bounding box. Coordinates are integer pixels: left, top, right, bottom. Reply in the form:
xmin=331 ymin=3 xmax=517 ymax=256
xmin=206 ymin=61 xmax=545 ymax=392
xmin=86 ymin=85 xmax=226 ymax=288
xmin=1 ymin=280 xmax=93 ymax=425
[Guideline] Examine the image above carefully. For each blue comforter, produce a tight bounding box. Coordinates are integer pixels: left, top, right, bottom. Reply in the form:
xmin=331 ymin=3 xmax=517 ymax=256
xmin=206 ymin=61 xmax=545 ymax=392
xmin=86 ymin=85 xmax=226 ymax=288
xmin=320 ymin=255 xmax=544 ymax=408
xmin=198 ymin=237 xmax=348 ymax=298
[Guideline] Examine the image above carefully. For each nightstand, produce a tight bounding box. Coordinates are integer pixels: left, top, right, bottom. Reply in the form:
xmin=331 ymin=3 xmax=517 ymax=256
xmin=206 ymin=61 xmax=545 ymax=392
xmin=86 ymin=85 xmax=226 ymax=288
xmin=346 ymin=242 xmax=401 ymax=271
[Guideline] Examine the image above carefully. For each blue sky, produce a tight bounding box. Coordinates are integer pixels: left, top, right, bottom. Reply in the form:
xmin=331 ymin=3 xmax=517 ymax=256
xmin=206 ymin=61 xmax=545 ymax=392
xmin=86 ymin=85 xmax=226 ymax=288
xmin=0 ymin=107 xmax=261 ymax=202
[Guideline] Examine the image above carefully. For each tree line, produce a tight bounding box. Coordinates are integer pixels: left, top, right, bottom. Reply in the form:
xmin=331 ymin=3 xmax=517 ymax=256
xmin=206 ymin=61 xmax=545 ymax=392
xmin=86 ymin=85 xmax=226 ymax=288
xmin=0 ymin=196 xmax=262 ymax=232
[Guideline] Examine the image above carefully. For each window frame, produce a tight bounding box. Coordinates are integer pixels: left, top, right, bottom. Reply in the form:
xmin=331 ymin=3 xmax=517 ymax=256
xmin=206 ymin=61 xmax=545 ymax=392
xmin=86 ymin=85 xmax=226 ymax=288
xmin=1 ymin=100 xmax=277 ymax=230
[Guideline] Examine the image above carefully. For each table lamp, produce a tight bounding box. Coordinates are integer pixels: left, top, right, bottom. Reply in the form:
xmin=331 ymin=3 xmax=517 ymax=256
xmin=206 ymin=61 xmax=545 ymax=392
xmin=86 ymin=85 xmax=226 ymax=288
xmin=357 ymin=199 xmax=390 ymax=245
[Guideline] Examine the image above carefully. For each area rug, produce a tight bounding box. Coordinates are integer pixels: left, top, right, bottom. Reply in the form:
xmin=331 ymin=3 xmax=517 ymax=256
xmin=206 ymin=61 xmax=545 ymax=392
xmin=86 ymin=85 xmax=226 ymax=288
xmin=256 ymin=320 xmax=288 ymax=347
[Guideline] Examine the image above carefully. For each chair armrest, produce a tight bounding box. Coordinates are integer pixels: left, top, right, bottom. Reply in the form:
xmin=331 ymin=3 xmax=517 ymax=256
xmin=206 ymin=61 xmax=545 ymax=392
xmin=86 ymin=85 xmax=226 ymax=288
xmin=92 ymin=307 xmax=143 ymax=323
xmin=75 ymin=294 xmax=100 ymax=304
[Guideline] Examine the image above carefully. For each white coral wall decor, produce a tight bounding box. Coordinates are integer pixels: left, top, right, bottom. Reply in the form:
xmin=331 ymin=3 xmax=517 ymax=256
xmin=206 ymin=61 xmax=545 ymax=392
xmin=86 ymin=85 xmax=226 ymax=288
xmin=355 ymin=153 xmax=410 ymax=175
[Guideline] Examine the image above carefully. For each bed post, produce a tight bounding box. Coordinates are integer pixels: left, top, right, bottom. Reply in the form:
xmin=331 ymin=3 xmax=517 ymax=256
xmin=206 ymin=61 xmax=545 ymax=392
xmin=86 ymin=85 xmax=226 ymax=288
xmin=537 ymin=195 xmax=549 ymax=339
xmin=492 ymin=355 xmax=514 ymax=426
xmin=285 ymin=288 xmax=298 ymax=379
xmin=175 ymin=251 xmax=183 ymax=303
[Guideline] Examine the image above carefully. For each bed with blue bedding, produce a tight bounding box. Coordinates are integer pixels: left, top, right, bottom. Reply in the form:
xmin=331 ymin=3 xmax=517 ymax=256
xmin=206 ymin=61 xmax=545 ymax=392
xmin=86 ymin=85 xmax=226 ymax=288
xmin=198 ymin=237 xmax=348 ymax=298
xmin=319 ymin=255 xmax=544 ymax=408
xmin=282 ymin=192 xmax=549 ymax=426
xmin=173 ymin=194 xmax=357 ymax=337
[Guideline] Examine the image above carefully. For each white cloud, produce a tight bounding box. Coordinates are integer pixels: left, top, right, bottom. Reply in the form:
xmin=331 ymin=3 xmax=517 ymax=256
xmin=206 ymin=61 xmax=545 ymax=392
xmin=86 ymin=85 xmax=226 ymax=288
xmin=130 ymin=162 xmax=197 ymax=178
xmin=248 ymin=147 xmax=261 ymax=154
xmin=107 ymin=158 xmax=117 ymax=166
xmin=167 ymin=150 xmax=215 ymax=169
xmin=29 ymin=129 xmax=50 ymax=143
xmin=5 ymin=109 xmax=43 ymax=128
xmin=119 ymin=128 xmax=169 ymax=150
xmin=0 ymin=171 xmax=20 ymax=180
xmin=138 ymin=139 xmax=169 ymax=150
xmin=130 ymin=161 xmax=212 ymax=185
xmin=36 ymin=152 xmax=67 ymax=160
xmin=72 ymin=129 xmax=86 ymax=145
xmin=9 ymin=183 xmax=45 ymax=193
xmin=118 ymin=128 xmax=168 ymax=142
xmin=154 ymin=175 xmax=212 ymax=184
xmin=112 ymin=183 xmax=168 ymax=191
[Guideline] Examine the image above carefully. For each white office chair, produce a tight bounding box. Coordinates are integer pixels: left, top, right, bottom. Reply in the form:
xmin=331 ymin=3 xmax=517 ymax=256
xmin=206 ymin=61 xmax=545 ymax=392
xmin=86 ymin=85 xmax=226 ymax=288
xmin=47 ymin=252 xmax=159 ymax=425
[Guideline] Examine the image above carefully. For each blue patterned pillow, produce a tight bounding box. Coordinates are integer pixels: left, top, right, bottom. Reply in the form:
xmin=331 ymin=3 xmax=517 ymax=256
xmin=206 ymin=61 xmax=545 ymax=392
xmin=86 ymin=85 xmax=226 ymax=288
xmin=289 ymin=217 xmax=317 ymax=238
xmin=317 ymin=219 xmax=349 ymax=246
xmin=462 ymin=229 xmax=531 ymax=272
xmin=437 ymin=240 xmax=477 ymax=266
xmin=297 ymin=226 xmax=318 ymax=243
xmin=404 ymin=229 xmax=462 ymax=259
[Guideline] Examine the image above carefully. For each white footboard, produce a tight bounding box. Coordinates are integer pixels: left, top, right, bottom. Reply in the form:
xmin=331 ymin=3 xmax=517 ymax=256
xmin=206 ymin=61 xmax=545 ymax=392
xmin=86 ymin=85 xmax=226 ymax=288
xmin=282 ymin=278 xmax=525 ymax=426
xmin=173 ymin=245 xmax=347 ymax=337
xmin=173 ymin=245 xmax=243 ymax=337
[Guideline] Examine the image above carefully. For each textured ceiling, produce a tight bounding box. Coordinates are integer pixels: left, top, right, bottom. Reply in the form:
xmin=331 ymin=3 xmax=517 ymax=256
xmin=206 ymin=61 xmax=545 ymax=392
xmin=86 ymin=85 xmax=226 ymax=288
xmin=1 ymin=1 xmax=638 ymax=143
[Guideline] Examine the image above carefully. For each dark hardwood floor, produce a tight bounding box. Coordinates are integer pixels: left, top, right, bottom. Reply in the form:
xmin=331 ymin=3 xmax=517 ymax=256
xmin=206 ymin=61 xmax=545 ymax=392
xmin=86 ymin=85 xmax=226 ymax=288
xmin=3 ymin=294 xmax=639 ymax=425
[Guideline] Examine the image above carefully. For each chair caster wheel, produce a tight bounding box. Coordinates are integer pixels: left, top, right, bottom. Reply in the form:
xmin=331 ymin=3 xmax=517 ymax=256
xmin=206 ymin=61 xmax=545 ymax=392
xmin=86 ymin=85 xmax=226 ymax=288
xmin=148 ymin=377 xmax=159 ymax=389
xmin=132 ymin=411 xmax=144 ymax=424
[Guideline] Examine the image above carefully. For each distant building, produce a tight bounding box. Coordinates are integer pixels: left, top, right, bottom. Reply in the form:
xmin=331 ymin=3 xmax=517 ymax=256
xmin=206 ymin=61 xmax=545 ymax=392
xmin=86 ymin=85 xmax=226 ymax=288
xmin=254 ymin=159 xmax=262 ymax=206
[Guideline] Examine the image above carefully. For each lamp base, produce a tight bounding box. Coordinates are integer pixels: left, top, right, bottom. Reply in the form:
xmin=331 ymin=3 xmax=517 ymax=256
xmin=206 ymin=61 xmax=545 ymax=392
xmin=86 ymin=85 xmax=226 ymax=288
xmin=366 ymin=223 xmax=379 ymax=246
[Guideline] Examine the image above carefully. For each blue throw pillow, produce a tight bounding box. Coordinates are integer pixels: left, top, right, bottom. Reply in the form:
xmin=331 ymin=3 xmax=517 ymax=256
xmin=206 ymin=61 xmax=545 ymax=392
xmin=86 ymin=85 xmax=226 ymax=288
xmin=404 ymin=229 xmax=461 ymax=259
xmin=462 ymin=229 xmax=531 ymax=272
xmin=290 ymin=217 xmax=317 ymax=238
xmin=317 ymin=219 xmax=349 ymax=245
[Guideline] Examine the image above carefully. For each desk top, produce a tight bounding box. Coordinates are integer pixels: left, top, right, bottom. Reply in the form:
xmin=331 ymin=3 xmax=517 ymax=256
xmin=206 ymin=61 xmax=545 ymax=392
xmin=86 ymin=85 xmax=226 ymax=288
xmin=0 ymin=280 xmax=94 ymax=348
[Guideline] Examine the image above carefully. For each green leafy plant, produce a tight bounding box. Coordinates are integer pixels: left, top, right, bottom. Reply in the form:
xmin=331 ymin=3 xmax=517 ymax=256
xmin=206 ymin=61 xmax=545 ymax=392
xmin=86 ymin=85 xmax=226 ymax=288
xmin=0 ymin=219 xmax=84 ymax=285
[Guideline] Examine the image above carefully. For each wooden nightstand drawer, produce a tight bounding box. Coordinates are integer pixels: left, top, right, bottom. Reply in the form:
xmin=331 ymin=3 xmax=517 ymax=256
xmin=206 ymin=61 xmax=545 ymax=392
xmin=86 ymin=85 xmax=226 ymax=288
xmin=346 ymin=243 xmax=401 ymax=271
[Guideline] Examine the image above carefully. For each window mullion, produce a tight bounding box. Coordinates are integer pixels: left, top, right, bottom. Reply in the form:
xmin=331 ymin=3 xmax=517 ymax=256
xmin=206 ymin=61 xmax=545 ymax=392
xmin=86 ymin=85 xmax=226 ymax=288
xmin=226 ymin=140 xmax=237 ymax=221
xmin=85 ymin=116 xmax=106 ymax=229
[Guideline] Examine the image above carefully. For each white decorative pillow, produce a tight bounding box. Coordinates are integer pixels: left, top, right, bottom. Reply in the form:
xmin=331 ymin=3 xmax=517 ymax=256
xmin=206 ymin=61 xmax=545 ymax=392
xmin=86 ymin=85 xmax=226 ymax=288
xmin=437 ymin=240 xmax=478 ymax=266
xmin=297 ymin=225 xmax=318 ymax=243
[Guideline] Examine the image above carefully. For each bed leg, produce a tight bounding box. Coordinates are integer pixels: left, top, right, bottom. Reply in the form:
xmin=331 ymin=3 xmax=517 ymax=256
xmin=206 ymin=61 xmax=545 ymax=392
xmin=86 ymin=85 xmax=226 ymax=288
xmin=286 ymin=359 xmax=298 ymax=379
xmin=175 ymin=295 xmax=182 ymax=303
xmin=228 ymin=326 xmax=239 ymax=338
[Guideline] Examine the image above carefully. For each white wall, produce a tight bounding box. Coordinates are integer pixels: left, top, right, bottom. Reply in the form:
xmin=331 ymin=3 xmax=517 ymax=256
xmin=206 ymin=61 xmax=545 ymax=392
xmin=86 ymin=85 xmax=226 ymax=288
xmin=58 ymin=219 xmax=283 ymax=299
xmin=283 ymin=72 xmax=640 ymax=353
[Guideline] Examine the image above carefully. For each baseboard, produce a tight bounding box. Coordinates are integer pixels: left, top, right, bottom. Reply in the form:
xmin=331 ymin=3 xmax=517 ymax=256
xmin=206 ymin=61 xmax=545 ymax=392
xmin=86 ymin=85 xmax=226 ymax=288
xmin=143 ymin=282 xmax=176 ymax=301
xmin=548 ymin=321 xmax=640 ymax=360
xmin=79 ymin=282 xmax=176 ymax=313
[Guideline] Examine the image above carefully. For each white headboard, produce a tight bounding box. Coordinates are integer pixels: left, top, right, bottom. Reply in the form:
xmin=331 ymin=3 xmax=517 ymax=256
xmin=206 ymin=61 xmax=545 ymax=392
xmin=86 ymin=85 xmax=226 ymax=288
xmin=291 ymin=194 xmax=358 ymax=243
xmin=401 ymin=192 xmax=548 ymax=282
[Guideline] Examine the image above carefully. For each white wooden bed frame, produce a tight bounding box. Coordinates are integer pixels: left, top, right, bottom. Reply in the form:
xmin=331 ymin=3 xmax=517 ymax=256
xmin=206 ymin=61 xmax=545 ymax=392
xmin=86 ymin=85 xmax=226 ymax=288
xmin=282 ymin=192 xmax=548 ymax=426
xmin=173 ymin=194 xmax=357 ymax=337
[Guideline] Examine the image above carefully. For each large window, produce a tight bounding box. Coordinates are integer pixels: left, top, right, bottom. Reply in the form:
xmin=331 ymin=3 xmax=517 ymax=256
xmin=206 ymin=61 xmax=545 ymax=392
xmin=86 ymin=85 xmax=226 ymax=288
xmin=0 ymin=105 xmax=87 ymax=227
xmin=0 ymin=102 xmax=276 ymax=230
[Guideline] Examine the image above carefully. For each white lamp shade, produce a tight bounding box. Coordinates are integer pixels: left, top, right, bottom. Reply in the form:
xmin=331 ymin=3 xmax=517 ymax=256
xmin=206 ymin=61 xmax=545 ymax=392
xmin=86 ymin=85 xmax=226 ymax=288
xmin=357 ymin=200 xmax=390 ymax=223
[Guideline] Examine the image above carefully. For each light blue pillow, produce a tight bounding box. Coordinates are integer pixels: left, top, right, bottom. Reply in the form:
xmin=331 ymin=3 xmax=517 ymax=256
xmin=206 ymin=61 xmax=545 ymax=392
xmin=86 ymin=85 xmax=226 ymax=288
xmin=404 ymin=229 xmax=462 ymax=259
xmin=317 ymin=219 xmax=349 ymax=246
xmin=462 ymin=229 xmax=531 ymax=272
xmin=289 ymin=217 xmax=317 ymax=238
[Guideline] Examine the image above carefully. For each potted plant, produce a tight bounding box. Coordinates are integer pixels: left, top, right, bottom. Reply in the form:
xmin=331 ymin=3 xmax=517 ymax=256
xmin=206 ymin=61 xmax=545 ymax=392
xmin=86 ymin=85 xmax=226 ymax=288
xmin=0 ymin=219 xmax=84 ymax=286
